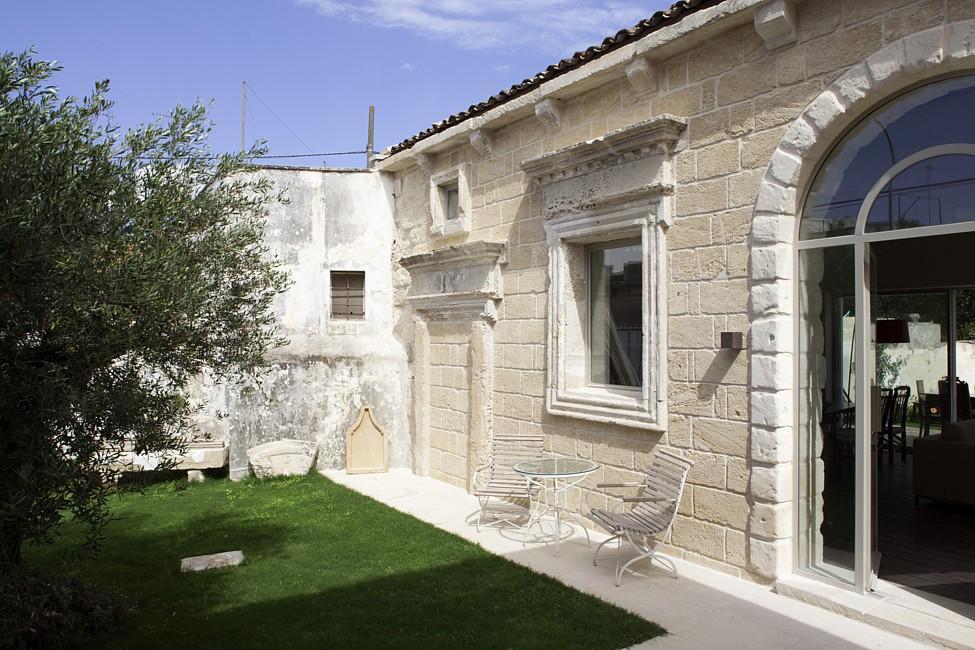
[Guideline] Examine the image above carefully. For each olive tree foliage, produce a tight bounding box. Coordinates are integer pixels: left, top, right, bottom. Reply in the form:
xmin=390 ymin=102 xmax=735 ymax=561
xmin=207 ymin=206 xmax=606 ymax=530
xmin=0 ymin=51 xmax=289 ymax=564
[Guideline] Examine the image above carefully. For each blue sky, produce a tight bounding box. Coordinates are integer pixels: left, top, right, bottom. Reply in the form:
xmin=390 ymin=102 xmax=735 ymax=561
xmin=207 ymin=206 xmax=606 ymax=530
xmin=3 ymin=1 xmax=672 ymax=168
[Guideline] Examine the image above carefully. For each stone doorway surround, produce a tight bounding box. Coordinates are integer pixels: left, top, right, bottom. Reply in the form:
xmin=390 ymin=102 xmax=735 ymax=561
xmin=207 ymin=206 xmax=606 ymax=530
xmin=400 ymin=241 xmax=506 ymax=491
xmin=747 ymin=15 xmax=975 ymax=596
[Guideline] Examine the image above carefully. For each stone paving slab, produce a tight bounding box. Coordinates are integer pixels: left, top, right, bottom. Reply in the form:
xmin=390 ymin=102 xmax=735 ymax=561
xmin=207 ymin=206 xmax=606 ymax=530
xmin=323 ymin=469 xmax=931 ymax=650
xmin=180 ymin=550 xmax=245 ymax=573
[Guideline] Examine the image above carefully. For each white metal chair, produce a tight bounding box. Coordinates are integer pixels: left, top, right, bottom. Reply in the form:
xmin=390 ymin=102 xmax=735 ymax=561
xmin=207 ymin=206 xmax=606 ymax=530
xmin=472 ymin=433 xmax=545 ymax=531
xmin=587 ymin=449 xmax=693 ymax=586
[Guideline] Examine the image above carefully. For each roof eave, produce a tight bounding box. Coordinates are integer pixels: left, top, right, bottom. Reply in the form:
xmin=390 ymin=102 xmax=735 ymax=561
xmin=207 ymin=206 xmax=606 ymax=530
xmin=377 ymin=0 xmax=770 ymax=174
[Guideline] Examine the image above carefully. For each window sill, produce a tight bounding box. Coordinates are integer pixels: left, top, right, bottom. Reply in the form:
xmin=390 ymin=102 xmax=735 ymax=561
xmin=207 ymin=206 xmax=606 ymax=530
xmin=547 ymin=386 xmax=664 ymax=431
xmin=326 ymin=319 xmax=368 ymax=335
xmin=430 ymin=217 xmax=471 ymax=238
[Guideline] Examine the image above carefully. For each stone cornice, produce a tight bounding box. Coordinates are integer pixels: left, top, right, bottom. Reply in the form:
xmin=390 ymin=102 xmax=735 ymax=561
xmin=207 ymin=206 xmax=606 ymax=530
xmin=408 ymin=295 xmax=501 ymax=323
xmin=400 ymin=241 xmax=507 ymax=323
xmin=520 ymin=116 xmax=686 ymax=186
xmin=399 ymin=241 xmax=506 ymax=272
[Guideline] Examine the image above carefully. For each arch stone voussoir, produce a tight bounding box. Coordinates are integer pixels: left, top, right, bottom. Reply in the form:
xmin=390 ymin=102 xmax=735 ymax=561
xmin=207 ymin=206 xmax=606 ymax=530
xmin=746 ymin=22 xmax=975 ymax=581
xmin=768 ymin=150 xmax=801 ymax=187
xmin=832 ymin=63 xmax=873 ymax=106
xmin=948 ymin=20 xmax=975 ymax=64
xmin=804 ymin=91 xmax=844 ymax=134
xmin=779 ymin=117 xmax=817 ymax=159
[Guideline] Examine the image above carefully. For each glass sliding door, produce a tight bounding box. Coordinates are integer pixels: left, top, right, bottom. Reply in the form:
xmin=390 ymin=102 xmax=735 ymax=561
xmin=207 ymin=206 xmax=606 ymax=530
xmin=796 ymin=75 xmax=975 ymax=596
xmin=797 ymin=245 xmax=857 ymax=584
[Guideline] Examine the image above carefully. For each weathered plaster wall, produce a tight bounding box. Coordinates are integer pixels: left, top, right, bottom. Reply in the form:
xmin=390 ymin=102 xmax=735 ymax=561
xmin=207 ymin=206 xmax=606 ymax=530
xmin=211 ymin=167 xmax=409 ymax=479
xmin=386 ymin=0 xmax=975 ymax=582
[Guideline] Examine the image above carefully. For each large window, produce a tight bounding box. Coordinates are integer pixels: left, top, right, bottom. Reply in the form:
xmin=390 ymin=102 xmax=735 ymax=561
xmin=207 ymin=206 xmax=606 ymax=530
xmin=589 ymin=241 xmax=643 ymax=388
xmin=525 ymin=114 xmax=680 ymax=432
xmin=801 ymin=76 xmax=975 ymax=240
xmin=543 ymin=201 xmax=667 ymax=431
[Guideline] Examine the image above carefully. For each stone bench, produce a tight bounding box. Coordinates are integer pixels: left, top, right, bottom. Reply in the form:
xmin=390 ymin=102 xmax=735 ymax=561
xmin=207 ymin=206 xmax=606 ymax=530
xmin=111 ymin=439 xmax=229 ymax=482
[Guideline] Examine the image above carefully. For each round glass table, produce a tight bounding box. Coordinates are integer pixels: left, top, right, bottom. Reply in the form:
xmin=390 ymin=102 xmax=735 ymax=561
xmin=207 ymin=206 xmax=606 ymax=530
xmin=513 ymin=457 xmax=600 ymax=558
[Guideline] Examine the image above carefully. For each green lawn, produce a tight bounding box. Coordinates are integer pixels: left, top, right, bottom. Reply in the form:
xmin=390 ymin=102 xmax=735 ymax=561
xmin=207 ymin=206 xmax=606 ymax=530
xmin=25 ymin=474 xmax=664 ymax=649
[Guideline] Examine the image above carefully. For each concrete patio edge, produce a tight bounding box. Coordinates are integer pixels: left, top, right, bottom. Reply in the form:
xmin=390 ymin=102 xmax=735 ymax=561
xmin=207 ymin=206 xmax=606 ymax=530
xmin=322 ymin=468 xmax=931 ymax=649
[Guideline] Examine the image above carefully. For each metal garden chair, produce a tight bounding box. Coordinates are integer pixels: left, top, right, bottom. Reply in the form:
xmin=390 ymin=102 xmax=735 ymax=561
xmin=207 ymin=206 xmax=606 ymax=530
xmin=472 ymin=433 xmax=545 ymax=531
xmin=587 ymin=449 xmax=693 ymax=586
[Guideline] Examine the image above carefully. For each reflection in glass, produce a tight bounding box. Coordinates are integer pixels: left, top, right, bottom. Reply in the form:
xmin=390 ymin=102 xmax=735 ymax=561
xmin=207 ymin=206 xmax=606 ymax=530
xmin=444 ymin=183 xmax=460 ymax=221
xmin=866 ymin=155 xmax=975 ymax=232
xmin=589 ymin=242 xmax=643 ymax=387
xmin=798 ymin=245 xmax=856 ymax=583
xmin=953 ymin=288 xmax=975 ymax=424
xmin=801 ymin=75 xmax=975 ymax=240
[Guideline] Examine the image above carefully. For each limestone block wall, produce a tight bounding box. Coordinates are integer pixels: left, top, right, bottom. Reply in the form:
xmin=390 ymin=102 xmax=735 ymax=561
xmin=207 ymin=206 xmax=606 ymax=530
xmin=427 ymin=322 xmax=472 ymax=488
xmin=385 ymin=0 xmax=975 ymax=581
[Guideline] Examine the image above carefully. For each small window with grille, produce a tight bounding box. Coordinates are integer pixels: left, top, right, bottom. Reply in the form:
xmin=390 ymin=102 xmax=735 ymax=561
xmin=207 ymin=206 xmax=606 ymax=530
xmin=330 ymin=271 xmax=365 ymax=320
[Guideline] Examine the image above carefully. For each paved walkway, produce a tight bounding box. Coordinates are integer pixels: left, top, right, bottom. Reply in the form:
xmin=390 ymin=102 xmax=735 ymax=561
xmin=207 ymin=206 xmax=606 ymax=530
xmin=322 ymin=469 xmax=929 ymax=649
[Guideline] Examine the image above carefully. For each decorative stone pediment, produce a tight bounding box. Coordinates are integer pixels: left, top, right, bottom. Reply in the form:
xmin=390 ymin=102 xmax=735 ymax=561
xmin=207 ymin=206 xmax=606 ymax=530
xmin=400 ymin=241 xmax=506 ymax=321
xmin=521 ymin=116 xmax=685 ymax=219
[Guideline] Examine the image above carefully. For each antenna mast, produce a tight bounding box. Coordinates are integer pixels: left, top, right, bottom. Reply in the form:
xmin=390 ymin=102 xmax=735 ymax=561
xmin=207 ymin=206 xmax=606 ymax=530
xmin=240 ymin=80 xmax=247 ymax=153
xmin=366 ymin=105 xmax=375 ymax=169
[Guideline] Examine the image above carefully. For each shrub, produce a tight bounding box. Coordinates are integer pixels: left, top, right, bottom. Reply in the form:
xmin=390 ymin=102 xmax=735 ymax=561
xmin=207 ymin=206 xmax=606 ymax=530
xmin=0 ymin=564 xmax=125 ymax=649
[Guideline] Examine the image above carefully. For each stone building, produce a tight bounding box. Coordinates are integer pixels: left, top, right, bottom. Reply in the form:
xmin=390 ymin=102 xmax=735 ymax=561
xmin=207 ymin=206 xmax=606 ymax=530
xmin=214 ymin=0 xmax=975 ymax=642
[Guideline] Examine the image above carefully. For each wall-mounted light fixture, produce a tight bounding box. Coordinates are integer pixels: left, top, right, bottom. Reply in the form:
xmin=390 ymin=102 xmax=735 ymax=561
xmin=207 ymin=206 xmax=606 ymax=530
xmin=720 ymin=331 xmax=744 ymax=351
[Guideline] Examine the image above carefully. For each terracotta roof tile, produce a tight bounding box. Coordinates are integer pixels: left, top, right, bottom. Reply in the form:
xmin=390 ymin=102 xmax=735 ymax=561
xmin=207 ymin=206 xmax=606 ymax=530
xmin=389 ymin=0 xmax=724 ymax=155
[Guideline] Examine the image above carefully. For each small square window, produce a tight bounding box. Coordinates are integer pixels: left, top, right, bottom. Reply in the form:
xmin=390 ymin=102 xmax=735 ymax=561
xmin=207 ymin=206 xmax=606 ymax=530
xmin=588 ymin=241 xmax=643 ymax=388
xmin=429 ymin=165 xmax=471 ymax=237
xmin=330 ymin=271 xmax=365 ymax=320
xmin=443 ymin=182 xmax=460 ymax=221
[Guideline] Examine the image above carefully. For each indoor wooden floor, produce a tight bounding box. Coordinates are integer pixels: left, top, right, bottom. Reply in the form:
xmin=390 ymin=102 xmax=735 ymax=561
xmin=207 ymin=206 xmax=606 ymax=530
xmin=877 ymin=455 xmax=975 ymax=606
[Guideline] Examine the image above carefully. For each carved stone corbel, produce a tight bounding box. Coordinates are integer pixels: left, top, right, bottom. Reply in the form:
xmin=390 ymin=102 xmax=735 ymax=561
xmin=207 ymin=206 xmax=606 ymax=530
xmin=415 ymin=152 xmax=436 ymax=175
xmin=625 ymin=57 xmax=657 ymax=95
xmin=469 ymin=129 xmax=494 ymax=156
xmin=534 ymin=98 xmax=562 ymax=132
xmin=754 ymin=0 xmax=797 ymax=50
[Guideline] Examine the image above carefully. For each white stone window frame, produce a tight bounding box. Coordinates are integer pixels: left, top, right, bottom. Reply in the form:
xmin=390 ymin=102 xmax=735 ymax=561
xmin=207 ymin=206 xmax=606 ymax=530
xmin=429 ymin=164 xmax=472 ymax=238
xmin=544 ymin=196 xmax=668 ymax=431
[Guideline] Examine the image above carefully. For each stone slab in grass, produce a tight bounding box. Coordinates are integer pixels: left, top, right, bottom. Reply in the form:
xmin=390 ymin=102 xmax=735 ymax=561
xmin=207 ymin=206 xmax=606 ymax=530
xmin=180 ymin=550 xmax=245 ymax=573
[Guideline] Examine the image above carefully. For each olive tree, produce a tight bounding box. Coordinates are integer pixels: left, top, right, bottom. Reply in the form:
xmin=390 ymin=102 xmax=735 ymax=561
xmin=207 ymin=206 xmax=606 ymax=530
xmin=0 ymin=51 xmax=289 ymax=564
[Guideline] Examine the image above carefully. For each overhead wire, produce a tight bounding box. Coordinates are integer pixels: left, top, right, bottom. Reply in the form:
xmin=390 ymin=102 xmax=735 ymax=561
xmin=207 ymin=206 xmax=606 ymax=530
xmin=112 ymin=83 xmax=366 ymax=164
xmin=245 ymin=83 xmax=316 ymax=156
xmin=118 ymin=150 xmax=368 ymax=162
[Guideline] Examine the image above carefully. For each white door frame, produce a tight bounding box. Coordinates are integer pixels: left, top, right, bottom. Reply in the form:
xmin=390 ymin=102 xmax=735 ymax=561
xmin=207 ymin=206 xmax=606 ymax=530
xmin=795 ymin=145 xmax=975 ymax=593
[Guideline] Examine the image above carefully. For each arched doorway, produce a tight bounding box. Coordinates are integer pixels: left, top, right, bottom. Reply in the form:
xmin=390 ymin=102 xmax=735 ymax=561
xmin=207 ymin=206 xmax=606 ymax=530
xmin=797 ymin=74 xmax=975 ymax=604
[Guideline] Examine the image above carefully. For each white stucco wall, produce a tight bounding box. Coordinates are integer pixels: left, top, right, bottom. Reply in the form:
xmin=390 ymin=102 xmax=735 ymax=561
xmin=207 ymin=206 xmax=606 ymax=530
xmin=212 ymin=167 xmax=409 ymax=479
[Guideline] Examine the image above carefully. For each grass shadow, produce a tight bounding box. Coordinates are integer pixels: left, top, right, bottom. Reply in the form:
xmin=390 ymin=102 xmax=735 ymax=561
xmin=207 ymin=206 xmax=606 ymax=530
xmin=25 ymin=475 xmax=663 ymax=649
